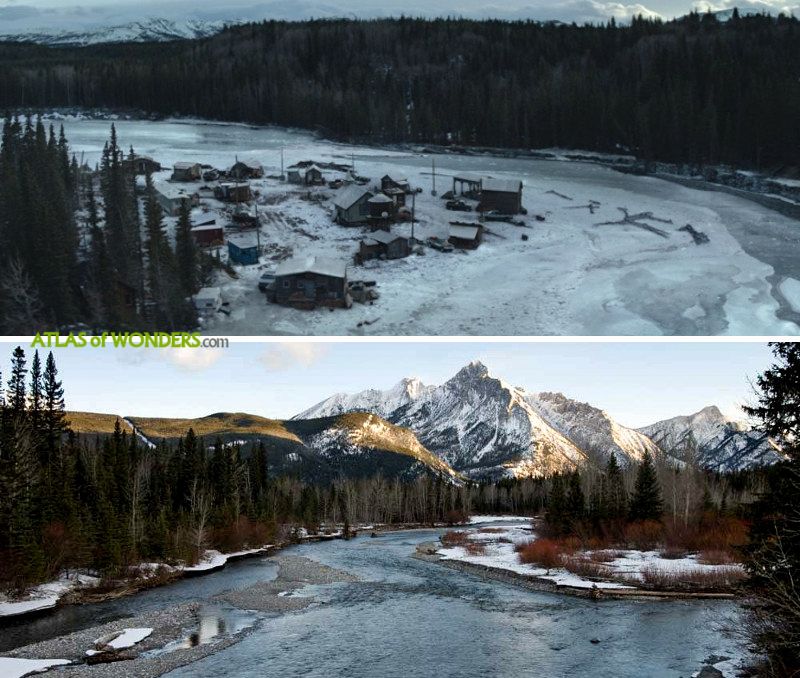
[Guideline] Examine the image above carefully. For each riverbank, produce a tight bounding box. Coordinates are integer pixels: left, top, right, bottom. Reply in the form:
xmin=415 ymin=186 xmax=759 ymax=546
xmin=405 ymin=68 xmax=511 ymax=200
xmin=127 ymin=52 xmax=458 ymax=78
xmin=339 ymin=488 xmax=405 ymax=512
xmin=416 ymin=543 xmax=737 ymax=601
xmin=1 ymin=554 xmax=358 ymax=677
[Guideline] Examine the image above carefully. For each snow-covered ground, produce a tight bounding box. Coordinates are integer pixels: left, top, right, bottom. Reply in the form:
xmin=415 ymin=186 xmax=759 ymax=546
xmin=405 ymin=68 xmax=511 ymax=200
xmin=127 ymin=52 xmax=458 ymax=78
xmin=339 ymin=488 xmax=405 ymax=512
xmin=0 ymin=658 xmax=71 ymax=678
xmin=183 ymin=547 xmax=269 ymax=573
xmin=87 ymin=627 xmax=153 ymax=655
xmin=436 ymin=525 xmax=743 ymax=591
xmin=0 ymin=573 xmax=99 ymax=619
xmin=54 ymin=116 xmax=800 ymax=336
xmin=468 ymin=515 xmax=532 ymax=524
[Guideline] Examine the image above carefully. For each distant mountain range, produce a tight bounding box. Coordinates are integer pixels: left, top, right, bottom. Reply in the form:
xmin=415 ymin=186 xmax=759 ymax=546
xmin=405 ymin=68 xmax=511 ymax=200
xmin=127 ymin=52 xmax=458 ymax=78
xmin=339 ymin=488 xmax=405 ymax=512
xmin=66 ymin=360 xmax=781 ymax=483
xmin=0 ymin=6 xmax=784 ymax=47
xmin=296 ymin=361 xmax=783 ymax=478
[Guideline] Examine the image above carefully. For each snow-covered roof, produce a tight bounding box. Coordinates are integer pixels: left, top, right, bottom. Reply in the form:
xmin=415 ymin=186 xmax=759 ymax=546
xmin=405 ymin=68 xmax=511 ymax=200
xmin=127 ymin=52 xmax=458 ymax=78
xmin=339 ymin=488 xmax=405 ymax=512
xmin=194 ymin=287 xmax=221 ymax=301
xmin=154 ymin=182 xmax=197 ymax=201
xmin=227 ymin=233 xmax=259 ymax=249
xmin=368 ymin=193 xmax=394 ymax=204
xmin=383 ymin=174 xmax=409 ymax=183
xmin=364 ymin=231 xmax=406 ymax=245
xmin=449 ymin=225 xmax=480 ymax=240
xmin=173 ymin=162 xmax=199 ymax=170
xmin=333 ymin=185 xmax=372 ymax=210
xmin=275 ymin=255 xmax=347 ymax=279
xmin=454 ymin=173 xmax=481 ymax=183
xmin=190 ymin=223 xmax=222 ymax=232
xmin=307 ymin=164 xmax=323 ymax=173
xmin=233 ymin=159 xmax=262 ymax=169
xmin=482 ymin=177 xmax=522 ymax=193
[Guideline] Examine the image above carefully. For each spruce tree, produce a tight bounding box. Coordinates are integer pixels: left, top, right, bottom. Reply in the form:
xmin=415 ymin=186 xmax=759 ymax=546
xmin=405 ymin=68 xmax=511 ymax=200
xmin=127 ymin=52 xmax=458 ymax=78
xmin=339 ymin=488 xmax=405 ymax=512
xmin=175 ymin=199 xmax=198 ymax=296
xmin=629 ymin=452 xmax=662 ymax=522
xmin=603 ymin=453 xmax=627 ymax=522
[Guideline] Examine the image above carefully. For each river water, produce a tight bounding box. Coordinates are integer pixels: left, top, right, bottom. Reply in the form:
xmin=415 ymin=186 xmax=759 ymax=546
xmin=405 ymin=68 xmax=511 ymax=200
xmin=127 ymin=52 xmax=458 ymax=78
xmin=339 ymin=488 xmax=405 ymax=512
xmin=2 ymin=523 xmax=745 ymax=677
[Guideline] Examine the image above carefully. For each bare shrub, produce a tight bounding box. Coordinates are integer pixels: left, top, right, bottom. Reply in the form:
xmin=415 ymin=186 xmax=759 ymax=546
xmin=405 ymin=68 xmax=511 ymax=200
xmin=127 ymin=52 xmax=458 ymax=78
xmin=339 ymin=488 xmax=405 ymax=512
xmin=464 ymin=541 xmax=487 ymax=556
xmin=640 ymin=564 xmax=746 ymax=590
xmin=697 ymin=549 xmax=736 ymax=565
xmin=517 ymin=539 xmax=563 ymax=570
xmin=589 ymin=550 xmax=622 ymax=563
xmin=625 ymin=520 xmax=664 ymax=550
xmin=658 ymin=547 xmax=689 ymax=560
xmin=441 ymin=531 xmax=470 ymax=547
xmin=562 ymin=556 xmax=612 ymax=579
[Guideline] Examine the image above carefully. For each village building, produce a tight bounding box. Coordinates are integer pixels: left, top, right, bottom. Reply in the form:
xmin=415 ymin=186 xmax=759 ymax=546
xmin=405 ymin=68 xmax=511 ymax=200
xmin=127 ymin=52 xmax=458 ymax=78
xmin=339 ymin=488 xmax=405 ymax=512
xmin=449 ymin=224 xmax=483 ymax=250
xmin=452 ymin=173 xmax=482 ymax=198
xmin=356 ymin=231 xmax=411 ymax=264
xmin=287 ymin=164 xmax=324 ymax=186
xmin=214 ymin=182 xmax=252 ymax=203
xmin=229 ymin=159 xmax=264 ymax=180
xmin=171 ymin=162 xmax=202 ymax=182
xmin=191 ymin=222 xmax=224 ymax=247
xmin=154 ymin=182 xmax=200 ymax=216
xmin=367 ymin=193 xmax=396 ymax=231
xmin=333 ymin=185 xmax=373 ymax=225
xmin=381 ymin=174 xmax=410 ymax=207
xmin=192 ymin=287 xmax=222 ymax=315
xmin=227 ymin=233 xmax=260 ymax=265
xmin=123 ymin=154 xmax=162 ymax=175
xmin=272 ymin=255 xmax=350 ymax=309
xmin=479 ymin=177 xmax=524 ymax=214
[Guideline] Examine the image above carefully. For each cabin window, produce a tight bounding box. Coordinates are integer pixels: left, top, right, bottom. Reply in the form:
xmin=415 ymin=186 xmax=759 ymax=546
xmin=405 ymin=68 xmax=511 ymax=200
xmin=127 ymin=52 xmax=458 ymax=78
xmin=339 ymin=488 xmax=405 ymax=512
xmin=282 ymin=280 xmax=290 ymax=289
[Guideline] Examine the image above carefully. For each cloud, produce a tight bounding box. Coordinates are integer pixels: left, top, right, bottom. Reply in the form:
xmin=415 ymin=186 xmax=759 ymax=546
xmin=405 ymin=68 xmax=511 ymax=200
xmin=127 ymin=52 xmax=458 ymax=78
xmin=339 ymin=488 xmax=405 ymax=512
xmin=163 ymin=347 xmax=223 ymax=371
xmin=259 ymin=342 xmax=328 ymax=371
xmin=0 ymin=5 xmax=40 ymax=22
xmin=691 ymin=0 xmax=798 ymax=14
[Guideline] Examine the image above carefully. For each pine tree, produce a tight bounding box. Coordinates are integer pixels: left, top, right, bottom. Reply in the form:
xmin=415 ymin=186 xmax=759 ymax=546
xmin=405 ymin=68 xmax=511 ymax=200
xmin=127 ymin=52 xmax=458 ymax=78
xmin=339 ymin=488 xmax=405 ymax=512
xmin=741 ymin=343 xmax=800 ymax=675
xmin=629 ymin=452 xmax=662 ymax=522
xmin=175 ymin=199 xmax=198 ymax=296
xmin=603 ymin=453 xmax=628 ymax=522
xmin=565 ymin=470 xmax=585 ymax=529
xmin=7 ymin=346 xmax=27 ymax=414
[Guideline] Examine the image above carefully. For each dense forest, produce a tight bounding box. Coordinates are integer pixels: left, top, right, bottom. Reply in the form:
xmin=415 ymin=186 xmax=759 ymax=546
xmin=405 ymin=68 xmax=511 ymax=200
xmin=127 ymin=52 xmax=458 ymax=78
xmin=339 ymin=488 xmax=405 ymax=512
xmin=1 ymin=13 xmax=799 ymax=168
xmin=0 ymin=118 xmax=203 ymax=332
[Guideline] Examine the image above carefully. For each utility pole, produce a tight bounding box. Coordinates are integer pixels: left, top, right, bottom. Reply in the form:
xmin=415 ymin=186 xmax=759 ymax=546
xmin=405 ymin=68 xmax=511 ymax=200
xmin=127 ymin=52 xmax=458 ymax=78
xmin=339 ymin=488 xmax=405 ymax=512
xmin=431 ymin=157 xmax=437 ymax=196
xmin=352 ymin=153 xmax=356 ymax=176
xmin=280 ymin=147 xmax=285 ymax=181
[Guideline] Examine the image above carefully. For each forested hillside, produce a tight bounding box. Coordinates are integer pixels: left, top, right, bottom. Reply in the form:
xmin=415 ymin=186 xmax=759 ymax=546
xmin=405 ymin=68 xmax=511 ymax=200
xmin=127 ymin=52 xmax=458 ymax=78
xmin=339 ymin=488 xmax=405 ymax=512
xmin=1 ymin=13 xmax=798 ymax=168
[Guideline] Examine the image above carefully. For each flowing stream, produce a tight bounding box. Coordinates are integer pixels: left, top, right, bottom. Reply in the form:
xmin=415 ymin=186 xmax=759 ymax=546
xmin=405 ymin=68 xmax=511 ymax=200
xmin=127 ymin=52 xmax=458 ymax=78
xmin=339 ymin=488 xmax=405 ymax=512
xmin=2 ymin=523 xmax=745 ymax=677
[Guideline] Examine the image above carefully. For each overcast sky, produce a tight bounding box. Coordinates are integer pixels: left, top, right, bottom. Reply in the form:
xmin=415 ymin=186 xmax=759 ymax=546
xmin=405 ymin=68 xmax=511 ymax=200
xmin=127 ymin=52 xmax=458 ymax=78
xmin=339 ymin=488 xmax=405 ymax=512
xmin=0 ymin=0 xmax=796 ymax=34
xmin=0 ymin=341 xmax=774 ymax=428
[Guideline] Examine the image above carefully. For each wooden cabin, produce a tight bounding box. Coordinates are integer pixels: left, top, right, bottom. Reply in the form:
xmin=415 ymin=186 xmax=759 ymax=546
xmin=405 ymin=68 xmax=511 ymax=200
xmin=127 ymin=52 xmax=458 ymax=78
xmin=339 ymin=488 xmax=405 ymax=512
xmin=154 ymin=182 xmax=199 ymax=216
xmin=333 ymin=186 xmax=373 ymax=226
xmin=230 ymin=159 xmax=264 ymax=180
xmin=227 ymin=234 xmax=260 ymax=265
xmin=356 ymin=231 xmax=411 ymax=264
xmin=449 ymin=224 xmax=483 ymax=250
xmin=191 ymin=223 xmax=224 ymax=247
xmin=215 ymin=182 xmax=252 ymax=203
xmin=171 ymin=162 xmax=202 ymax=182
xmin=479 ymin=177 xmax=523 ymax=214
xmin=381 ymin=174 xmax=410 ymax=207
xmin=124 ymin=155 xmax=162 ymax=175
xmin=272 ymin=255 xmax=350 ymax=309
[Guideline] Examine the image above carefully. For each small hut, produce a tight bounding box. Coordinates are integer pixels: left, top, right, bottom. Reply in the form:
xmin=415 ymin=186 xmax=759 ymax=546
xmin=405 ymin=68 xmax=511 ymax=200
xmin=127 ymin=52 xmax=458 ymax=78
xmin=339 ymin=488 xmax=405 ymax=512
xmin=227 ymin=234 xmax=260 ymax=265
xmin=367 ymin=193 xmax=396 ymax=231
xmin=230 ymin=159 xmax=264 ymax=180
xmin=333 ymin=186 xmax=373 ymax=226
xmin=272 ymin=255 xmax=350 ymax=309
xmin=171 ymin=162 xmax=202 ymax=182
xmin=479 ymin=178 xmax=523 ymax=214
xmin=215 ymin=182 xmax=252 ymax=203
xmin=356 ymin=231 xmax=411 ymax=264
xmin=448 ymin=224 xmax=483 ymax=250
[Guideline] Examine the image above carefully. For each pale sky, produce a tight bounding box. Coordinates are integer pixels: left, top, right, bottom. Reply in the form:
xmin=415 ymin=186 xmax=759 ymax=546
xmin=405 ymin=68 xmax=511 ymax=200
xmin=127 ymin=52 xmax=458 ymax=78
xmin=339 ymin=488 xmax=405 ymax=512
xmin=0 ymin=0 xmax=796 ymax=35
xmin=0 ymin=340 xmax=775 ymax=428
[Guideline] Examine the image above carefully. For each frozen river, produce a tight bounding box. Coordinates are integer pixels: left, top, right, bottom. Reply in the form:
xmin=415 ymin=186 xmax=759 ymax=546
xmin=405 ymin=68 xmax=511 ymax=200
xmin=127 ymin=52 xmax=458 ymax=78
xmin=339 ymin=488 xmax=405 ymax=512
xmin=56 ymin=116 xmax=800 ymax=336
xmin=0 ymin=525 xmax=746 ymax=677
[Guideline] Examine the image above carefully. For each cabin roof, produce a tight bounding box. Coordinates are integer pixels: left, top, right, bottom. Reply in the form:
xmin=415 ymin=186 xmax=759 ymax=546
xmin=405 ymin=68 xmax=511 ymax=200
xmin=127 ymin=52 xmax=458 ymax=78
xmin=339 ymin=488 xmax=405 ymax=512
xmin=364 ymin=231 xmax=406 ymax=246
xmin=482 ymin=177 xmax=523 ymax=193
xmin=449 ymin=225 xmax=480 ymax=240
xmin=333 ymin=185 xmax=372 ymax=209
xmin=367 ymin=193 xmax=394 ymax=204
xmin=275 ymin=255 xmax=347 ymax=278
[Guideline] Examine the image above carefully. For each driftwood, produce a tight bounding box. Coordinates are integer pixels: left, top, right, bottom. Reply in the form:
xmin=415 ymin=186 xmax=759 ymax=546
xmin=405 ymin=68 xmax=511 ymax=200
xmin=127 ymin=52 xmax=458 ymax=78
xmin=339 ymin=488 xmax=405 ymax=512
xmin=595 ymin=207 xmax=672 ymax=238
xmin=566 ymin=200 xmax=601 ymax=214
xmin=679 ymin=224 xmax=710 ymax=245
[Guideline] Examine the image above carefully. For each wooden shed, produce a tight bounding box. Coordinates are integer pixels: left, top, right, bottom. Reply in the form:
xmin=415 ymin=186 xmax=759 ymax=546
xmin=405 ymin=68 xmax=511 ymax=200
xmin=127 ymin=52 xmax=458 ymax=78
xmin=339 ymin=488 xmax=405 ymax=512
xmin=272 ymin=255 xmax=350 ymax=309
xmin=479 ymin=177 xmax=523 ymax=214
xmin=215 ymin=182 xmax=252 ymax=203
xmin=230 ymin=159 xmax=264 ymax=180
xmin=356 ymin=231 xmax=411 ymax=264
xmin=124 ymin=155 xmax=162 ymax=175
xmin=171 ymin=162 xmax=202 ymax=182
xmin=449 ymin=224 xmax=483 ymax=250
xmin=381 ymin=174 xmax=410 ymax=207
xmin=191 ymin=223 xmax=224 ymax=247
xmin=227 ymin=234 xmax=260 ymax=265
xmin=333 ymin=186 xmax=373 ymax=226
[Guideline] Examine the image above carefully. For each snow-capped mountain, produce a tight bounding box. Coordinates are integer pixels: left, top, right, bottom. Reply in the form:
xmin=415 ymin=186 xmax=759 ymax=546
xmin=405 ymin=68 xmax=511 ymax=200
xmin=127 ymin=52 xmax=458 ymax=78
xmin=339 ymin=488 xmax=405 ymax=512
xmin=638 ymin=406 xmax=782 ymax=472
xmin=297 ymin=362 xmax=781 ymax=478
xmin=0 ymin=18 xmax=232 ymax=47
xmin=297 ymin=361 xmax=664 ymax=478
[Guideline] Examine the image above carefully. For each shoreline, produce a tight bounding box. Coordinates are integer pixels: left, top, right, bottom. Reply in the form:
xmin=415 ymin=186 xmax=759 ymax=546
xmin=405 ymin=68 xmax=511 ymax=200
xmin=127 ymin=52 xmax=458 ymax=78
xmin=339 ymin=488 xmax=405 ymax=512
xmin=414 ymin=543 xmax=738 ymax=601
